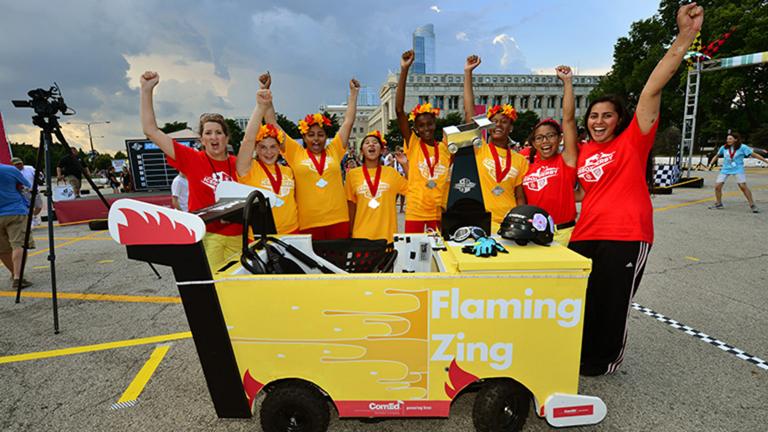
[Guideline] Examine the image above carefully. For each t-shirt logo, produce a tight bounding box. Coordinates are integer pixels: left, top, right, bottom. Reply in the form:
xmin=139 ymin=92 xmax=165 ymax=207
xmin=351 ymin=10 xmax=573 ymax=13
xmin=355 ymin=182 xmax=391 ymax=200
xmin=482 ymin=158 xmax=519 ymax=182
xmin=523 ymin=166 xmax=559 ymax=192
xmin=417 ymin=160 xmax=448 ymax=180
xmin=259 ymin=177 xmax=295 ymax=197
xmin=578 ymin=151 xmax=615 ymax=183
xmin=300 ymin=157 xmax=334 ymax=174
xmin=201 ymin=171 xmax=235 ymax=190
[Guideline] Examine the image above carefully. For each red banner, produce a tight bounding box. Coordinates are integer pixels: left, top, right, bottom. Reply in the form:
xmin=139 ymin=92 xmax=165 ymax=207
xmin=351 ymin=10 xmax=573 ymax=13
xmin=0 ymin=112 xmax=12 ymax=164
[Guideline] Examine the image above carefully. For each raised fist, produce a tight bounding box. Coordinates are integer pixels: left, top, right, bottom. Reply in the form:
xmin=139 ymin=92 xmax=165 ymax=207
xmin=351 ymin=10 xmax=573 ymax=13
xmin=465 ymin=55 xmax=481 ymax=72
xmin=350 ymin=78 xmax=361 ymax=92
xmin=555 ymin=65 xmax=572 ymax=82
xmin=258 ymin=72 xmax=271 ymax=89
xmin=140 ymin=71 xmax=159 ymax=90
xmin=677 ymin=2 xmax=704 ymax=36
xmin=401 ymin=50 xmax=415 ymax=69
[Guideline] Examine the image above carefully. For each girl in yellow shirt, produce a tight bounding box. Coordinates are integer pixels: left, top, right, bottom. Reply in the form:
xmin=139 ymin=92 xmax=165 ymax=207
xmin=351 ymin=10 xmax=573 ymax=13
xmin=463 ymin=55 xmax=529 ymax=227
xmin=395 ymin=50 xmax=451 ymax=233
xmin=345 ymin=131 xmax=408 ymax=242
xmin=236 ymin=89 xmax=299 ymax=234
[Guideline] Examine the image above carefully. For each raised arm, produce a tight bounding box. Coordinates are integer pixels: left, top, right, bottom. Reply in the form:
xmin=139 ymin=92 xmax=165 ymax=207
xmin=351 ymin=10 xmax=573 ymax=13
xmin=237 ymin=89 xmax=272 ymax=177
xmin=395 ymin=50 xmax=415 ymax=141
xmin=463 ymin=55 xmax=481 ymax=123
xmin=557 ymin=65 xmax=578 ymax=167
xmin=336 ymin=79 xmax=361 ymax=149
xmin=259 ymin=72 xmax=279 ymax=126
xmin=636 ymin=3 xmax=703 ymax=133
xmin=139 ymin=71 xmax=175 ymax=159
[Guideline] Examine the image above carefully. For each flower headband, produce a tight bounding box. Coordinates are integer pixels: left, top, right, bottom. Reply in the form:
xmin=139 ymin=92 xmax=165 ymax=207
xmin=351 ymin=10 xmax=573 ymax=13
xmin=363 ymin=130 xmax=387 ymax=146
xmin=408 ymin=103 xmax=440 ymax=122
xmin=486 ymin=104 xmax=518 ymax=122
xmin=255 ymin=123 xmax=284 ymax=143
xmin=298 ymin=112 xmax=332 ymax=135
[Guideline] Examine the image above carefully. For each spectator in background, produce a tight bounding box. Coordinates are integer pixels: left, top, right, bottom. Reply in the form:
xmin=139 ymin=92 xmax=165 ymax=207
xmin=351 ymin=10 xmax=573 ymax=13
xmin=0 ymin=164 xmax=34 ymax=290
xmin=121 ymin=166 xmax=133 ymax=193
xmin=171 ymin=172 xmax=189 ymax=212
xmin=11 ymin=157 xmax=42 ymax=226
xmin=57 ymin=147 xmax=88 ymax=198
xmin=707 ymin=132 xmax=768 ymax=213
xmin=107 ymin=166 xmax=120 ymax=194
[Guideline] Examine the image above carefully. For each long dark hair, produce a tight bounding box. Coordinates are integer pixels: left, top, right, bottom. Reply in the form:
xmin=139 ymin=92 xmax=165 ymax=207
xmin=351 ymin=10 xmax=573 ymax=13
xmin=583 ymin=95 xmax=631 ymax=141
xmin=727 ymin=132 xmax=742 ymax=151
xmin=527 ymin=119 xmax=563 ymax=164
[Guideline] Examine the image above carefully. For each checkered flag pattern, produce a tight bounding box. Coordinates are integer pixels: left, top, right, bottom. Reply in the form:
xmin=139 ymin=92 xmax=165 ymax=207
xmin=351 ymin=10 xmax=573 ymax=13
xmin=653 ymin=164 xmax=680 ymax=187
xmin=632 ymin=303 xmax=768 ymax=371
xmin=686 ymin=32 xmax=703 ymax=69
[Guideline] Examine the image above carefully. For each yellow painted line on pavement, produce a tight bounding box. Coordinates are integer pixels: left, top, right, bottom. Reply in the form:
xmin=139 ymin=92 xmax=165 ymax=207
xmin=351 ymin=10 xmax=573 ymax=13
xmin=112 ymin=344 xmax=171 ymax=409
xmin=28 ymin=231 xmax=104 ymax=257
xmin=98 ymin=260 xmax=114 ymax=264
xmin=0 ymin=291 xmax=181 ymax=304
xmin=32 ymin=265 xmax=49 ymax=269
xmin=685 ymin=256 xmax=700 ymax=262
xmin=654 ymin=185 xmax=768 ymax=213
xmin=0 ymin=331 xmax=191 ymax=365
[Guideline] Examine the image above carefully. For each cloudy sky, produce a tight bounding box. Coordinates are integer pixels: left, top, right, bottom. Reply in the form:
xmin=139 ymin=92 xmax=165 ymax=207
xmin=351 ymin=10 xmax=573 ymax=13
xmin=1 ymin=0 xmax=660 ymax=154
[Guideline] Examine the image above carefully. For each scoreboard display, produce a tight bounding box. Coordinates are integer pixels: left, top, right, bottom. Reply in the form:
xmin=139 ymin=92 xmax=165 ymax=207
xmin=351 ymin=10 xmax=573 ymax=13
xmin=125 ymin=138 xmax=200 ymax=191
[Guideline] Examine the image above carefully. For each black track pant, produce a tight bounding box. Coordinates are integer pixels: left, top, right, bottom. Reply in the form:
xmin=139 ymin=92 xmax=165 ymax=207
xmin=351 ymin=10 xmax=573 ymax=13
xmin=568 ymin=240 xmax=651 ymax=374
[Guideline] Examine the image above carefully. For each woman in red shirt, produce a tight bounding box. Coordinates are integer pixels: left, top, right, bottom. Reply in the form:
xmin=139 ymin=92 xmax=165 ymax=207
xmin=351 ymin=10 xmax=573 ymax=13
xmin=568 ymin=4 xmax=704 ymax=376
xmin=140 ymin=71 xmax=240 ymax=272
xmin=522 ymin=66 xmax=578 ymax=245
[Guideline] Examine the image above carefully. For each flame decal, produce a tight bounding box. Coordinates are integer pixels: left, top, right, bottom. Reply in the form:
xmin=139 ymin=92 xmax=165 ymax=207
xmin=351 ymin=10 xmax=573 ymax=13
xmin=117 ymin=208 xmax=196 ymax=245
xmin=243 ymin=369 xmax=264 ymax=408
xmin=443 ymin=359 xmax=478 ymax=399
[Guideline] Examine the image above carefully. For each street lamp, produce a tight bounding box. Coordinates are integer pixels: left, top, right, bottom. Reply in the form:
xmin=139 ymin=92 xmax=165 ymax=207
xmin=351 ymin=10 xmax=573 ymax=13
xmin=65 ymin=120 xmax=111 ymax=154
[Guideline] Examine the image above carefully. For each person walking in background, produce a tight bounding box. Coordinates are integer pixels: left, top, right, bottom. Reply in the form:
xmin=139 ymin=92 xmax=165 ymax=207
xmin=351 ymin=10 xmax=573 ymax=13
xmin=171 ymin=172 xmax=189 ymax=212
xmin=707 ymin=132 xmax=768 ymax=213
xmin=57 ymin=147 xmax=88 ymax=198
xmin=11 ymin=157 xmax=42 ymax=226
xmin=107 ymin=166 xmax=121 ymax=194
xmin=0 ymin=164 xmax=34 ymax=290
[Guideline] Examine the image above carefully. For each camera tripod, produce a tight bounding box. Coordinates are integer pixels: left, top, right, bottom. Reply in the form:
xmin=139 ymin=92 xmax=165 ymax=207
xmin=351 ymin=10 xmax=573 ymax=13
xmin=13 ymin=86 xmax=161 ymax=333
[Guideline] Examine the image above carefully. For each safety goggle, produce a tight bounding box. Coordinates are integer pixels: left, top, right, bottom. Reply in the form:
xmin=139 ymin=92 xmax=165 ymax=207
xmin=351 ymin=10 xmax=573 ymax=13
xmin=450 ymin=226 xmax=487 ymax=242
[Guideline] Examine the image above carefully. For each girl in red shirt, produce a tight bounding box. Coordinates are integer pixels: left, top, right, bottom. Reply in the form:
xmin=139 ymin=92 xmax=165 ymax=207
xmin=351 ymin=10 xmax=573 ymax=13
xmin=568 ymin=4 xmax=704 ymax=376
xmin=522 ymin=66 xmax=578 ymax=245
xmin=139 ymin=71 xmax=240 ymax=272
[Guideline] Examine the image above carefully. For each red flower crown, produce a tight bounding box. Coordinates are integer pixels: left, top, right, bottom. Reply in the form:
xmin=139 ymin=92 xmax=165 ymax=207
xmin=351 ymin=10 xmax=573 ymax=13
xmin=486 ymin=104 xmax=518 ymax=122
xmin=409 ymin=103 xmax=440 ymax=122
xmin=255 ymin=123 xmax=284 ymax=143
xmin=363 ymin=130 xmax=387 ymax=146
xmin=298 ymin=112 xmax=332 ymax=135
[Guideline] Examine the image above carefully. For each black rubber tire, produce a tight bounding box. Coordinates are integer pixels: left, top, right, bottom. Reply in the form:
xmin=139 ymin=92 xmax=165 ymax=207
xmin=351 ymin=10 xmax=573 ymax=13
xmin=472 ymin=380 xmax=530 ymax=432
xmin=514 ymin=239 xmax=528 ymax=246
xmin=260 ymin=382 xmax=330 ymax=432
xmin=88 ymin=220 xmax=108 ymax=231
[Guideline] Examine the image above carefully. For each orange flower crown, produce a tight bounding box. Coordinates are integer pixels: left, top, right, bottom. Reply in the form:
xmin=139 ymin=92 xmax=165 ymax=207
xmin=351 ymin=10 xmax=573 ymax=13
xmin=363 ymin=130 xmax=387 ymax=146
xmin=255 ymin=123 xmax=284 ymax=143
xmin=298 ymin=112 xmax=332 ymax=135
xmin=408 ymin=103 xmax=440 ymax=122
xmin=486 ymin=104 xmax=518 ymax=122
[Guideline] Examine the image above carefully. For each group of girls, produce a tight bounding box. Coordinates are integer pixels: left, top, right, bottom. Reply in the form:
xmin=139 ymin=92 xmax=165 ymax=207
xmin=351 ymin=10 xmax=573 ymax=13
xmin=138 ymin=0 xmax=703 ymax=377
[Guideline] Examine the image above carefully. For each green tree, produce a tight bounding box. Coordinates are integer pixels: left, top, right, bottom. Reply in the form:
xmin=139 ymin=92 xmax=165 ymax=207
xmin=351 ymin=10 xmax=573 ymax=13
xmin=160 ymin=121 xmax=188 ymax=134
xmin=384 ymin=120 xmax=403 ymax=150
xmin=224 ymin=118 xmax=244 ymax=153
xmin=510 ymin=111 xmax=541 ymax=144
xmin=322 ymin=111 xmax=341 ymax=138
xmin=592 ymin=0 xmax=768 ymax=154
xmin=276 ymin=113 xmax=300 ymax=139
xmin=92 ymin=153 xmax=114 ymax=170
xmin=113 ymin=151 xmax=127 ymax=160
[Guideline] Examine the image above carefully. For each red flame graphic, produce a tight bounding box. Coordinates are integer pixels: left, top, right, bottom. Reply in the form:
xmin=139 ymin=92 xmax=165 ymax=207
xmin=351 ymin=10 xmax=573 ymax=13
xmin=444 ymin=359 xmax=479 ymax=399
xmin=117 ymin=208 xmax=196 ymax=245
xmin=243 ymin=369 xmax=264 ymax=408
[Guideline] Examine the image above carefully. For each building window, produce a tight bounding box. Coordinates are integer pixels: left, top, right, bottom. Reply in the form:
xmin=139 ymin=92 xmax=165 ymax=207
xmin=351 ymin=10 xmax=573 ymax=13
xmin=521 ymin=96 xmax=529 ymax=109
xmin=547 ymin=96 xmax=555 ymax=109
xmin=506 ymin=77 xmax=512 ymax=83
xmin=527 ymin=77 xmax=533 ymax=83
xmin=485 ymin=77 xmax=491 ymax=83
xmin=478 ymin=95 xmax=489 ymax=106
xmin=441 ymin=76 xmax=445 ymax=83
xmin=508 ymin=95 xmax=516 ymax=106
xmin=493 ymin=95 xmax=502 ymax=106
xmin=419 ymin=95 xmax=430 ymax=104
xmin=434 ymin=95 xmax=445 ymax=109
xmin=492 ymin=77 xmax=498 ymax=83
xmin=533 ymin=96 xmax=542 ymax=109
xmin=575 ymin=96 xmax=582 ymax=108
xmin=416 ymin=76 xmax=423 ymax=83
xmin=433 ymin=76 xmax=439 ymax=83
xmin=457 ymin=76 xmax=462 ymax=83
xmin=448 ymin=96 xmax=459 ymax=110
xmin=448 ymin=76 xmax=453 ymax=83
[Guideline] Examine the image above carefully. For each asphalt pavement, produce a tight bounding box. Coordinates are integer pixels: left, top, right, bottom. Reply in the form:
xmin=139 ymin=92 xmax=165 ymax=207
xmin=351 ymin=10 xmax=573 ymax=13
xmin=1 ymin=168 xmax=766 ymax=432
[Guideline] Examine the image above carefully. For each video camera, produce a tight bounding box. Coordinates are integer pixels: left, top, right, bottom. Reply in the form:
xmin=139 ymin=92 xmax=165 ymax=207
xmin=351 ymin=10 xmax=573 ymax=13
xmin=12 ymin=83 xmax=73 ymax=117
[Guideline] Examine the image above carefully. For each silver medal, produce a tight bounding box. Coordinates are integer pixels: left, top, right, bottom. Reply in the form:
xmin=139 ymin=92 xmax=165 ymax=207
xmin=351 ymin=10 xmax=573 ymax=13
xmin=426 ymin=180 xmax=437 ymax=189
xmin=492 ymin=186 xmax=504 ymax=196
xmin=368 ymin=198 xmax=380 ymax=209
xmin=316 ymin=178 xmax=328 ymax=188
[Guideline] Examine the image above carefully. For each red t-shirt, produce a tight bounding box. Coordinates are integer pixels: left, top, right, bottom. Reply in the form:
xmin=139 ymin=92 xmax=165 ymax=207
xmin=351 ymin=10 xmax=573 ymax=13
xmin=522 ymin=153 xmax=576 ymax=225
xmin=166 ymin=140 xmax=241 ymax=236
xmin=571 ymin=114 xmax=658 ymax=244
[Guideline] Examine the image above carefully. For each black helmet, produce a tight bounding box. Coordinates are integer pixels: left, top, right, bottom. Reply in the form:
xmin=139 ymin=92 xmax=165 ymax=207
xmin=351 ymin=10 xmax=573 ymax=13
xmin=498 ymin=205 xmax=555 ymax=246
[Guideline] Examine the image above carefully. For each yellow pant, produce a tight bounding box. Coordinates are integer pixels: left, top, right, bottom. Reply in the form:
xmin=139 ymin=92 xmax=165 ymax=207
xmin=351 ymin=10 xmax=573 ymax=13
xmin=554 ymin=226 xmax=574 ymax=246
xmin=202 ymin=232 xmax=241 ymax=273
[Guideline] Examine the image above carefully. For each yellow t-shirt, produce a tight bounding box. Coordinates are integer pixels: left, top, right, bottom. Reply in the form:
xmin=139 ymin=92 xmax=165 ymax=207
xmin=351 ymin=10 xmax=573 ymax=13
xmin=345 ymin=165 xmax=408 ymax=241
xmin=282 ymin=135 xmax=348 ymax=230
xmin=475 ymin=142 xmax=529 ymax=223
xmin=404 ymin=133 xmax=451 ymax=221
xmin=239 ymin=161 xmax=299 ymax=234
